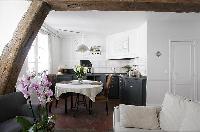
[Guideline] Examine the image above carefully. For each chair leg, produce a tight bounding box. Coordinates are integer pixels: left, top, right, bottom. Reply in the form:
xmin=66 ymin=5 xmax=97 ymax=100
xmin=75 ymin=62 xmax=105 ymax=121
xmin=55 ymin=99 xmax=58 ymax=108
xmin=106 ymin=101 xmax=108 ymax=115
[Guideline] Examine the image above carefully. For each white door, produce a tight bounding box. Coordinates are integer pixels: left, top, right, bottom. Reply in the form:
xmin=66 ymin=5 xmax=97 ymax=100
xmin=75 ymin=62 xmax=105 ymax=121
xmin=169 ymin=40 xmax=197 ymax=101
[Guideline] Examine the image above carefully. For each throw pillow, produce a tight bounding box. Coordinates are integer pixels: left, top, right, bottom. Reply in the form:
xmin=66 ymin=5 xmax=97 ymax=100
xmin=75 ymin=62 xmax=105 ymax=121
xmin=159 ymin=92 xmax=188 ymax=131
xmin=179 ymin=101 xmax=200 ymax=131
xmin=119 ymin=104 xmax=159 ymax=130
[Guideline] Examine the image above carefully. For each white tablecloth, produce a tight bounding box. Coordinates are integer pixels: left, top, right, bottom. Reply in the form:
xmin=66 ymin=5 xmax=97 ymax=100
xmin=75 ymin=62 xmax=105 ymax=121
xmin=55 ymin=81 xmax=103 ymax=102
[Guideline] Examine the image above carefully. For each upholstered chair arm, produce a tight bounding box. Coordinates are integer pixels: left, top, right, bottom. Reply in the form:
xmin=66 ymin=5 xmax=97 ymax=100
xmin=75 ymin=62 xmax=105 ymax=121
xmin=18 ymin=104 xmax=39 ymax=118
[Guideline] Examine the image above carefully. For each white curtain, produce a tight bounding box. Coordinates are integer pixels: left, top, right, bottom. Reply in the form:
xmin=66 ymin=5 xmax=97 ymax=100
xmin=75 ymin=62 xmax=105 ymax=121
xmin=47 ymin=34 xmax=61 ymax=74
xmin=48 ymin=34 xmax=53 ymax=74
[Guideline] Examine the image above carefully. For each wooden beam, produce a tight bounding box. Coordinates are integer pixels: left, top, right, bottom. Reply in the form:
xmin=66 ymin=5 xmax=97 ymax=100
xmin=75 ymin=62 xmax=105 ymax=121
xmin=0 ymin=0 xmax=51 ymax=94
xmin=45 ymin=0 xmax=200 ymax=12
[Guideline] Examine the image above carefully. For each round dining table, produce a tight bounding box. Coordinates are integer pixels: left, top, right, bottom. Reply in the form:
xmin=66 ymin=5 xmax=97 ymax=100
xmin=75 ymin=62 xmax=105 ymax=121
xmin=55 ymin=80 xmax=103 ymax=114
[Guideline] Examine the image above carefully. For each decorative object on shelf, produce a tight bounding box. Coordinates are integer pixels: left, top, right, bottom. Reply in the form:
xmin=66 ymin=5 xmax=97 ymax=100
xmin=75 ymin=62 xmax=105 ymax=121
xmin=132 ymin=68 xmax=141 ymax=78
xmin=16 ymin=71 xmax=55 ymax=132
xmin=74 ymin=65 xmax=88 ymax=83
xmin=156 ymin=51 xmax=162 ymax=58
xmin=89 ymin=45 xmax=101 ymax=55
xmin=122 ymin=65 xmax=132 ymax=75
xmin=57 ymin=65 xmax=67 ymax=75
xmin=75 ymin=34 xmax=89 ymax=53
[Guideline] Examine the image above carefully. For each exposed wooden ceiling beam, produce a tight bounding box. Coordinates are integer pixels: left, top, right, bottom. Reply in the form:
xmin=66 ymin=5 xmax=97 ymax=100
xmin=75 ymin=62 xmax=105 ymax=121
xmin=45 ymin=0 xmax=200 ymax=12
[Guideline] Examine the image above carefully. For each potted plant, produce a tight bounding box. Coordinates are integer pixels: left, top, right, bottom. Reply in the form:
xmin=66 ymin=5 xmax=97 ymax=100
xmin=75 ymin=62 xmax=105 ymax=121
xmin=74 ymin=65 xmax=88 ymax=83
xmin=16 ymin=71 xmax=55 ymax=132
xmin=122 ymin=65 xmax=132 ymax=74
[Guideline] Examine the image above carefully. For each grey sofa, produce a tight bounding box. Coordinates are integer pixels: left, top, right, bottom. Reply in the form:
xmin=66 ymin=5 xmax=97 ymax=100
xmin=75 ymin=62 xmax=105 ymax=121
xmin=0 ymin=92 xmax=38 ymax=132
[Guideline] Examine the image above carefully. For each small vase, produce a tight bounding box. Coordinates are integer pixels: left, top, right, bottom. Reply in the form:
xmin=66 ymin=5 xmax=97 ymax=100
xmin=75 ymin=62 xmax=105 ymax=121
xmin=78 ymin=78 xmax=83 ymax=83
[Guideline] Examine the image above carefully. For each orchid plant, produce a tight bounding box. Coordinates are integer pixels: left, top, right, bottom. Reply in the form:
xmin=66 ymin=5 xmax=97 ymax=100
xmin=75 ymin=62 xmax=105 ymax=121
xmin=16 ymin=71 xmax=55 ymax=132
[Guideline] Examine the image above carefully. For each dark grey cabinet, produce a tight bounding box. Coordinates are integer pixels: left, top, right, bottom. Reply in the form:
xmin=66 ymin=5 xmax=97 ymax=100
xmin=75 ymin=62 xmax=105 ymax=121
xmin=56 ymin=75 xmax=73 ymax=82
xmin=120 ymin=77 xmax=146 ymax=106
xmin=108 ymin=75 xmax=119 ymax=99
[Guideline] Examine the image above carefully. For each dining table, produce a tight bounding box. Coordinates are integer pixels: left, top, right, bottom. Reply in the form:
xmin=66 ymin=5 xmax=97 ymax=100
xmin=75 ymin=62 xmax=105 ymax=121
xmin=55 ymin=80 xmax=103 ymax=114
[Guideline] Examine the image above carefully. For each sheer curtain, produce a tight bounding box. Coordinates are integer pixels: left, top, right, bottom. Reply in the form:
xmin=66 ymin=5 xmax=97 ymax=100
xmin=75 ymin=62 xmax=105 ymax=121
xmin=48 ymin=34 xmax=53 ymax=73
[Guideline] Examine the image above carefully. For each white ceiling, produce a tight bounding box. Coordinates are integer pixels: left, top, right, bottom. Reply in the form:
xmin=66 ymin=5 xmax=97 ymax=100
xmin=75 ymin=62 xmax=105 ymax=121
xmin=45 ymin=11 xmax=200 ymax=36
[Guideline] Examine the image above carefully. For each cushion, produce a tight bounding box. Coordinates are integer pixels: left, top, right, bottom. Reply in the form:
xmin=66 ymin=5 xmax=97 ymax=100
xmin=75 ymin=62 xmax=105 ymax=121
xmin=119 ymin=104 xmax=159 ymax=130
xmin=0 ymin=117 xmax=33 ymax=132
xmin=114 ymin=122 xmax=164 ymax=132
xmin=0 ymin=118 xmax=21 ymax=132
xmin=0 ymin=92 xmax=26 ymax=122
xmin=179 ymin=101 xmax=200 ymax=131
xmin=159 ymin=93 xmax=188 ymax=131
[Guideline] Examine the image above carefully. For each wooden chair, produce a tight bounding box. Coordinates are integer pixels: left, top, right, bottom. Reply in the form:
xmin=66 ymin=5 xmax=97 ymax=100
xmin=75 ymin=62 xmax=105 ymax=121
xmin=47 ymin=74 xmax=72 ymax=113
xmin=95 ymin=74 xmax=112 ymax=115
xmin=47 ymin=74 xmax=57 ymax=113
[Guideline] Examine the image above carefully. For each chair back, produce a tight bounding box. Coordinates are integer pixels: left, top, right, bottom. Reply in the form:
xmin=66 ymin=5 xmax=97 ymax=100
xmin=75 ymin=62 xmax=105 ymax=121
xmin=47 ymin=74 xmax=57 ymax=94
xmin=104 ymin=74 xmax=112 ymax=98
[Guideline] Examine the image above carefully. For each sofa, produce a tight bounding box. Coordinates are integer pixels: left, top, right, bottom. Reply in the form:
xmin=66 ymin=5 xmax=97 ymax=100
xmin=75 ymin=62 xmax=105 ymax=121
xmin=113 ymin=93 xmax=200 ymax=132
xmin=0 ymin=92 xmax=38 ymax=132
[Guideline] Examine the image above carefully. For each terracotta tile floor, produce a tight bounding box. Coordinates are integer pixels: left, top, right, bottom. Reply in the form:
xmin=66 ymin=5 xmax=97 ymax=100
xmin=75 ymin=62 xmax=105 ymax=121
xmin=50 ymin=96 xmax=119 ymax=132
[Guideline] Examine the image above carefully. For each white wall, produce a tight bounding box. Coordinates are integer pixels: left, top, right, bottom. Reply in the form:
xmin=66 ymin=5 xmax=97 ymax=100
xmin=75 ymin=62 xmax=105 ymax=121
xmin=0 ymin=1 xmax=30 ymax=54
xmin=60 ymin=34 xmax=107 ymax=72
xmin=60 ymin=34 xmax=141 ymax=73
xmin=60 ymin=23 xmax=147 ymax=74
xmin=147 ymin=20 xmax=200 ymax=105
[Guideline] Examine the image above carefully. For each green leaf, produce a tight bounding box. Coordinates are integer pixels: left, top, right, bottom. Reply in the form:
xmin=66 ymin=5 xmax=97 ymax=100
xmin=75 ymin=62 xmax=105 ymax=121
xmin=16 ymin=116 xmax=33 ymax=132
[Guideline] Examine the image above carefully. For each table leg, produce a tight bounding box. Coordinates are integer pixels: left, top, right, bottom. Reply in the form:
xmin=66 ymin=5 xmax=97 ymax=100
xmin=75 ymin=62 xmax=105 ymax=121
xmin=65 ymin=96 xmax=67 ymax=114
xmin=76 ymin=93 xmax=80 ymax=111
xmin=73 ymin=93 xmax=80 ymax=117
xmin=89 ymin=99 xmax=92 ymax=115
xmin=71 ymin=93 xmax=73 ymax=110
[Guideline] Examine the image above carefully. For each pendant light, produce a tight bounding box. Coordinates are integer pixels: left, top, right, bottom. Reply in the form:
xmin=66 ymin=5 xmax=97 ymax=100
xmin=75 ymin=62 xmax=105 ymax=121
xmin=76 ymin=33 xmax=89 ymax=53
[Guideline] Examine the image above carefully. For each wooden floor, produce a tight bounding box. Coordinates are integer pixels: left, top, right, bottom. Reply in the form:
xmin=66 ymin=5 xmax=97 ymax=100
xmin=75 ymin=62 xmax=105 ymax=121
xmin=50 ymin=97 xmax=119 ymax=132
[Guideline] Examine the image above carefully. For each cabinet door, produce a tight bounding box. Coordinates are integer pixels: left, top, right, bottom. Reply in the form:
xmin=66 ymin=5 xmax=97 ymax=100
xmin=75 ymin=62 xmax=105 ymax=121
xmin=108 ymin=76 xmax=119 ymax=99
xmin=124 ymin=78 xmax=142 ymax=105
xmin=119 ymin=76 xmax=125 ymax=102
xmin=106 ymin=31 xmax=130 ymax=59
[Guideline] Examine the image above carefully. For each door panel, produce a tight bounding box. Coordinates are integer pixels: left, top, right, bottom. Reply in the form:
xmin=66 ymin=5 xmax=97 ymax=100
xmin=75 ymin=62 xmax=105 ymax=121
xmin=170 ymin=41 xmax=197 ymax=101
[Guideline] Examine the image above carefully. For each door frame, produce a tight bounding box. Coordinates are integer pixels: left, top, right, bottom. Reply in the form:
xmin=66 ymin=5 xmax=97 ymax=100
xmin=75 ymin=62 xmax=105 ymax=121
xmin=169 ymin=40 xmax=198 ymax=101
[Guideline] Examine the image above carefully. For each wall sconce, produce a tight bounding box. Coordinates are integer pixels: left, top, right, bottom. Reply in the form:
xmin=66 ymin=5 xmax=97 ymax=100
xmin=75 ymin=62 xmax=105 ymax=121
xmin=90 ymin=45 xmax=101 ymax=55
xmin=156 ymin=51 xmax=162 ymax=58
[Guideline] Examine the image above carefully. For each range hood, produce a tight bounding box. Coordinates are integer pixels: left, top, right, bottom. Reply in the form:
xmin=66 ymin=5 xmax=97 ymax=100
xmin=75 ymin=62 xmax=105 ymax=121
xmin=109 ymin=57 xmax=135 ymax=60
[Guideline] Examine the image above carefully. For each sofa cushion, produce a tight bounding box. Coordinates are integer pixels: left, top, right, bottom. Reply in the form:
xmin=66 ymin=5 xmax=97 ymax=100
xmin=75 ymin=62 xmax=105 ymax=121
xmin=114 ymin=122 xmax=164 ymax=132
xmin=0 ymin=117 xmax=33 ymax=132
xmin=0 ymin=92 xmax=26 ymax=122
xmin=179 ymin=101 xmax=200 ymax=131
xmin=0 ymin=118 xmax=21 ymax=132
xmin=159 ymin=93 xmax=188 ymax=131
xmin=119 ymin=104 xmax=159 ymax=130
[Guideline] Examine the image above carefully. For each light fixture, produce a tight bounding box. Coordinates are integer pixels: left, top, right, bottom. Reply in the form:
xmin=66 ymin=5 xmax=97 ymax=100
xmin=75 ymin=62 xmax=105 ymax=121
xmin=76 ymin=34 xmax=89 ymax=53
xmin=76 ymin=44 xmax=89 ymax=52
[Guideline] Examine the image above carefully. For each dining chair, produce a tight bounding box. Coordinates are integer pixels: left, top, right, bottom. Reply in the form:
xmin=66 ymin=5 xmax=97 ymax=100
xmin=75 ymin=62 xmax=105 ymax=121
xmin=95 ymin=74 xmax=112 ymax=115
xmin=47 ymin=74 xmax=57 ymax=113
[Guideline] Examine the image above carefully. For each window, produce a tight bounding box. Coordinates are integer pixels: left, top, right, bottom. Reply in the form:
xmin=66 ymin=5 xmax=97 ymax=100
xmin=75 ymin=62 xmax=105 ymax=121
xmin=27 ymin=32 xmax=49 ymax=73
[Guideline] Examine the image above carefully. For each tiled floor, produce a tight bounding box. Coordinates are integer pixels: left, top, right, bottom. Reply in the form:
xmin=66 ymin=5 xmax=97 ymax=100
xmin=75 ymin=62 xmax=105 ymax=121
xmin=50 ymin=96 xmax=119 ymax=132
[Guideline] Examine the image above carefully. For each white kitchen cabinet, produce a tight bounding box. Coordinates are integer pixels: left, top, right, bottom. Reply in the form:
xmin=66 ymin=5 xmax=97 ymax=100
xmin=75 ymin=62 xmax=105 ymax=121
xmin=106 ymin=29 xmax=137 ymax=59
